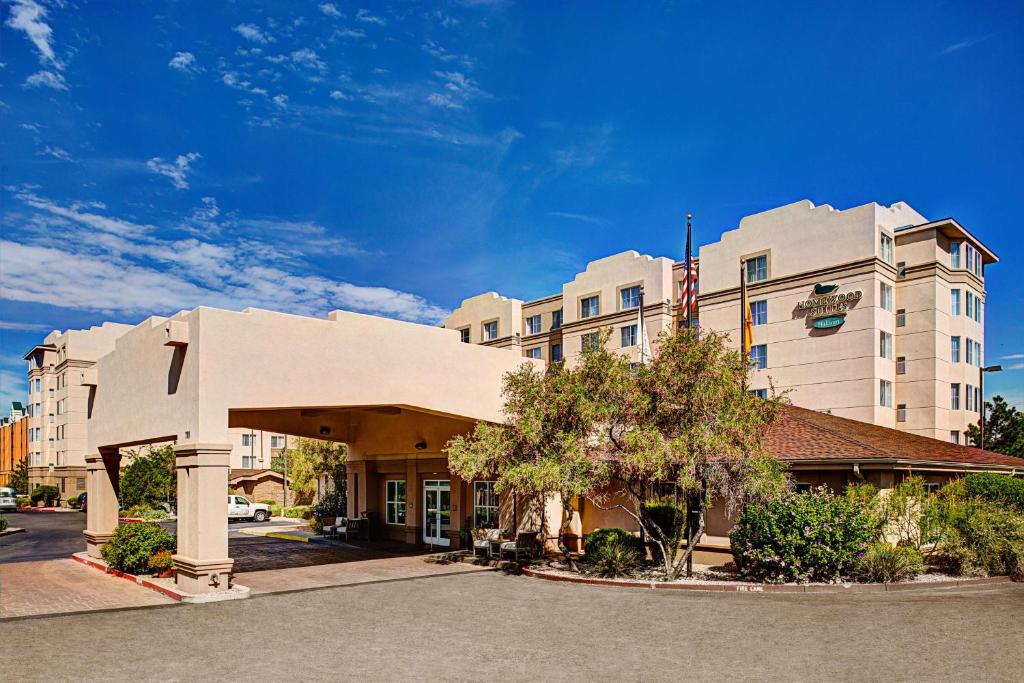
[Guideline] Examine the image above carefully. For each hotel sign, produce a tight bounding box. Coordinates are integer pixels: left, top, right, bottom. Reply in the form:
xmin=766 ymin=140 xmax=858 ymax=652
xmin=797 ymin=284 xmax=861 ymax=328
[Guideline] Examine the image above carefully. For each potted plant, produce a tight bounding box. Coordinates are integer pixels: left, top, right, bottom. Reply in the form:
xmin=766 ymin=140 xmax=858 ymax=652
xmin=148 ymin=549 xmax=175 ymax=579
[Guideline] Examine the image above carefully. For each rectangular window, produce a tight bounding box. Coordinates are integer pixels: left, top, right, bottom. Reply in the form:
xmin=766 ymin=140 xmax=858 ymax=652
xmin=34 ymin=378 xmax=41 ymax=392
xmin=525 ymin=314 xmax=542 ymax=335
xmin=241 ymin=455 xmax=256 ymax=469
xmin=386 ymin=480 xmax=406 ymax=525
xmin=896 ymin=404 xmax=907 ymax=422
xmin=582 ymin=332 xmax=600 ymax=352
xmin=580 ymin=295 xmax=600 ymax=319
xmin=483 ymin=320 xmax=498 ymax=341
xmin=749 ymin=344 xmax=767 ymax=370
xmin=965 ymin=292 xmax=973 ymax=319
xmin=951 ymin=431 xmax=960 ymax=445
xmin=748 ymin=388 xmax=767 ymax=399
xmin=951 ymin=336 xmax=960 ymax=363
xmin=459 ymin=328 xmax=470 ymax=344
xmin=620 ymin=285 xmax=642 ymax=310
xmin=896 ymin=356 xmax=906 ymax=375
xmin=975 ymin=340 xmax=982 ymax=367
xmin=950 ymin=240 xmax=961 ymax=269
xmin=745 ymin=255 xmax=768 ymax=283
xmin=880 ymin=380 xmax=893 ymax=408
xmin=966 ymin=338 xmax=974 ymax=366
xmin=48 ymin=413 xmax=54 ymax=423
xmin=551 ymin=343 xmax=563 ymax=363
xmin=551 ymin=309 xmax=563 ymax=330
xmin=966 ymin=384 xmax=974 ymax=412
xmin=880 ymin=233 xmax=894 ymax=264
xmin=880 ymin=331 xmax=893 ymax=360
xmin=271 ymin=435 xmax=285 ymax=449
xmin=965 ymin=244 xmax=975 ymax=273
xmin=241 ymin=434 xmax=253 ymax=447
xmin=525 ymin=347 xmax=542 ymax=359
xmin=620 ymin=324 xmax=637 ymax=348
xmin=896 ymin=262 xmax=906 ymax=280
xmin=951 ymin=383 xmax=960 ymax=410
xmin=750 ymin=300 xmax=767 ymax=326
xmin=951 ymin=289 xmax=960 ymax=316
xmin=880 ymin=282 xmax=894 ymax=312
xmin=974 ymin=298 xmax=982 ymax=323
xmin=76 ymin=477 xmax=86 ymax=489
xmin=975 ymin=251 xmax=983 ymax=278
xmin=975 ymin=386 xmax=981 ymax=413
xmin=473 ymin=481 xmax=499 ymax=528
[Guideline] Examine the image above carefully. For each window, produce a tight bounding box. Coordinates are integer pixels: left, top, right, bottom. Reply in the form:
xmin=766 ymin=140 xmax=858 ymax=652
xmin=76 ymin=477 xmax=86 ymax=489
xmin=972 ymin=296 xmax=982 ymax=323
xmin=896 ymin=262 xmax=906 ymax=280
xmin=896 ymin=356 xmax=906 ymax=375
xmin=620 ymin=285 xmax=641 ymax=310
xmin=951 ymin=289 xmax=960 ymax=316
xmin=580 ymin=295 xmax=600 ymax=319
xmin=748 ymin=388 xmax=767 ymax=399
xmin=966 ymin=337 xmax=974 ymax=366
xmin=483 ymin=320 xmax=498 ymax=341
xmin=620 ymin=324 xmax=637 ymax=348
xmin=525 ymin=314 xmax=542 ymax=335
xmin=950 ymin=240 xmax=961 ymax=268
xmin=473 ymin=481 xmax=499 ymax=528
xmin=880 ymin=380 xmax=893 ymax=407
xmin=241 ymin=433 xmax=253 ymax=447
xmin=965 ymin=244 xmax=975 ymax=274
xmin=951 ymin=336 xmax=960 ymax=363
xmin=966 ymin=384 xmax=974 ymax=411
xmin=745 ymin=255 xmax=768 ymax=283
xmin=48 ymin=413 xmax=54 ymax=423
xmin=459 ymin=328 xmax=470 ymax=344
xmin=879 ymin=282 xmax=894 ymax=312
xmin=582 ymin=332 xmax=600 ymax=352
xmin=525 ymin=347 xmax=542 ymax=359
xmin=551 ymin=343 xmax=563 ymax=363
xmin=241 ymin=455 xmax=256 ymax=468
xmin=794 ymin=483 xmax=813 ymax=493
xmin=34 ymin=378 xmax=41 ymax=392
xmin=48 ymin=387 xmax=54 ymax=399
xmin=975 ymin=250 xmax=983 ymax=278
xmin=750 ymin=300 xmax=767 ymax=326
xmin=880 ymin=233 xmax=894 ymax=264
xmin=880 ymin=331 xmax=893 ymax=360
xmin=975 ymin=385 xmax=981 ymax=413
xmin=270 ymin=435 xmax=285 ymax=449
xmin=386 ymin=480 xmax=406 ymax=525
xmin=974 ymin=340 xmax=982 ymax=367
xmin=965 ymin=292 xmax=973 ymax=320
xmin=951 ymin=383 xmax=960 ymax=410
xmin=749 ymin=344 xmax=767 ymax=370
xmin=896 ymin=404 xmax=907 ymax=422
xmin=551 ymin=309 xmax=563 ymax=330
xmin=950 ymin=431 xmax=960 ymax=445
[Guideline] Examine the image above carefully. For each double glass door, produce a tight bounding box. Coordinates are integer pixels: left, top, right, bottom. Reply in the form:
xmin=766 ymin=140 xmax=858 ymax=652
xmin=423 ymin=480 xmax=451 ymax=546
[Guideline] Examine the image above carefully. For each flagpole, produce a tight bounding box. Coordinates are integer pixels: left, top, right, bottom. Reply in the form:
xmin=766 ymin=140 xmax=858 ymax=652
xmin=684 ymin=213 xmax=692 ymax=330
xmin=740 ymin=260 xmax=747 ymax=391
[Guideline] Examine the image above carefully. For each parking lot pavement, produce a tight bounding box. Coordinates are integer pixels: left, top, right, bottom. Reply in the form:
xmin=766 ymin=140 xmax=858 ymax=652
xmin=0 ymin=510 xmax=87 ymax=563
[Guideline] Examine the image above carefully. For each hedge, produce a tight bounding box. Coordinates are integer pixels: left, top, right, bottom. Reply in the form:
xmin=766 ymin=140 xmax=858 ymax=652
xmin=584 ymin=528 xmax=645 ymax=559
xmin=960 ymin=473 xmax=1024 ymax=513
xmin=101 ymin=522 xmax=176 ymax=574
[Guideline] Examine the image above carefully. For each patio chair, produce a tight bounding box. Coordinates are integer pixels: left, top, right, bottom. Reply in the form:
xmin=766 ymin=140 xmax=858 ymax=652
xmin=499 ymin=531 xmax=539 ymax=563
xmin=321 ymin=516 xmax=339 ymax=537
xmin=471 ymin=528 xmax=500 ymax=559
xmin=334 ymin=517 xmax=349 ymax=542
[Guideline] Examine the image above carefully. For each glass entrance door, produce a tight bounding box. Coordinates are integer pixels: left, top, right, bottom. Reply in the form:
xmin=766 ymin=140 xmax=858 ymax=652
xmin=423 ymin=480 xmax=451 ymax=546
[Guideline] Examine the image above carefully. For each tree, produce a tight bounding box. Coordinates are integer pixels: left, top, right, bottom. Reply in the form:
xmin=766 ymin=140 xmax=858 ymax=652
xmin=10 ymin=458 xmax=28 ymax=494
xmin=274 ymin=438 xmax=347 ymax=502
xmin=119 ymin=445 xmax=176 ymax=511
xmin=966 ymin=396 xmax=1024 ymax=457
xmin=446 ymin=327 xmax=789 ymax=578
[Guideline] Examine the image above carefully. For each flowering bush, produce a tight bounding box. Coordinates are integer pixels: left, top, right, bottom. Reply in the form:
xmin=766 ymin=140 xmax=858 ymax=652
xmin=730 ymin=487 xmax=872 ymax=583
xmin=101 ymin=523 xmax=176 ymax=575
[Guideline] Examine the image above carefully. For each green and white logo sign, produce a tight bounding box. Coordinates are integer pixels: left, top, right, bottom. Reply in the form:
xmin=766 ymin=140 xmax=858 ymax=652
xmin=812 ymin=315 xmax=845 ymax=329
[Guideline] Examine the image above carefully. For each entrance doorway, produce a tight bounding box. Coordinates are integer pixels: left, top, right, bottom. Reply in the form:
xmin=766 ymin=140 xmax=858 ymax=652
xmin=423 ymin=480 xmax=451 ymax=546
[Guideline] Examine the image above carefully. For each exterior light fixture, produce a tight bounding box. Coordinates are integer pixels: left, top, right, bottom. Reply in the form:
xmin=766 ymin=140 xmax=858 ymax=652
xmin=414 ymin=441 xmax=427 ymax=450
xmin=319 ymin=426 xmax=331 ymax=436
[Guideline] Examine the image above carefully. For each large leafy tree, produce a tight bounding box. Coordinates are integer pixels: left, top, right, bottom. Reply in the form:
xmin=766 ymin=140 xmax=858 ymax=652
xmin=966 ymin=396 xmax=1024 ymax=457
xmin=447 ymin=327 xmax=788 ymax=579
xmin=119 ymin=445 xmax=176 ymax=510
xmin=274 ymin=438 xmax=348 ymax=501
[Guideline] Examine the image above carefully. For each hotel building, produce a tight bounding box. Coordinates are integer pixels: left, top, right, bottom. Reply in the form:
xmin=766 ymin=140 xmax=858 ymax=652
xmin=444 ymin=199 xmax=998 ymax=445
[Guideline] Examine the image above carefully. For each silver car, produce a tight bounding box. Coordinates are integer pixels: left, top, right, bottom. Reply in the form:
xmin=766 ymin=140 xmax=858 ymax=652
xmin=0 ymin=487 xmax=18 ymax=513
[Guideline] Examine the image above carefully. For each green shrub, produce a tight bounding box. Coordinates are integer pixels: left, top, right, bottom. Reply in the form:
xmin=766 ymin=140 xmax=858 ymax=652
xmin=0 ymin=516 xmax=8 ymax=532
xmin=584 ymin=528 xmax=645 ymax=559
xmin=283 ymin=505 xmax=313 ymax=519
xmin=119 ymin=504 xmax=152 ymax=519
xmin=30 ymin=485 xmax=59 ymax=505
xmin=957 ymin=474 xmax=1024 ymax=513
xmin=260 ymin=499 xmax=277 ymax=505
xmin=591 ymin=539 xmax=642 ymax=577
xmin=119 ymin=445 xmax=175 ymax=511
xmin=147 ymin=549 xmax=174 ymax=573
xmin=101 ymin=523 xmax=176 ymax=574
xmin=730 ymin=487 xmax=873 ymax=583
xmin=17 ymin=496 xmax=31 ymax=508
xmin=269 ymin=504 xmax=283 ymax=517
xmin=642 ymin=498 xmax=686 ymax=548
xmin=856 ymin=543 xmax=924 ymax=583
xmin=941 ymin=502 xmax=1024 ymax=580
xmin=142 ymin=508 xmax=168 ymax=521
xmin=67 ymin=496 xmax=81 ymax=509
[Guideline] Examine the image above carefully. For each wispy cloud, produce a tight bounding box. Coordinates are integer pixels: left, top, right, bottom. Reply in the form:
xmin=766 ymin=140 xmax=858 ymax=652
xmin=10 ymin=188 xmax=151 ymax=237
xmin=942 ymin=34 xmax=993 ymax=55
xmin=0 ymin=321 xmax=51 ymax=332
xmin=146 ymin=152 xmax=201 ymax=190
xmin=233 ymin=23 xmax=275 ymax=45
xmin=24 ymin=69 xmax=66 ymax=90
xmin=5 ymin=0 xmax=61 ymax=69
xmin=552 ymin=123 xmax=614 ymax=170
xmin=319 ymin=3 xmax=343 ymax=18
xmin=168 ymin=51 xmax=200 ymax=73
xmin=1001 ymin=353 xmax=1024 ymax=360
xmin=39 ymin=146 xmax=72 ymax=161
xmin=1005 ymin=363 xmax=1024 ymax=371
xmin=356 ymin=8 xmax=386 ymax=26
xmin=547 ymin=212 xmax=611 ymax=227
xmin=329 ymin=89 xmax=353 ymax=101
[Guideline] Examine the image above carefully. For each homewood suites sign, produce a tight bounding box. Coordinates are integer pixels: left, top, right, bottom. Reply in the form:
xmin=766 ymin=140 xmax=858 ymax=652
xmin=796 ymin=283 xmax=862 ymax=329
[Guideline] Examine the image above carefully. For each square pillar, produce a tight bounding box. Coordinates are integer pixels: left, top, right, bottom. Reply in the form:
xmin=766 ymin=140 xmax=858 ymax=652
xmin=173 ymin=443 xmax=234 ymax=594
xmin=84 ymin=451 xmax=120 ymax=558
xmin=404 ymin=458 xmax=419 ymax=545
xmin=448 ymin=476 xmax=463 ymax=549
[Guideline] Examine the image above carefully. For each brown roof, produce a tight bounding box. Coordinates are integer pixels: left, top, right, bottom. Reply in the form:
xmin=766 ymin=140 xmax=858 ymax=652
xmin=767 ymin=405 xmax=1023 ymax=469
xmin=228 ymin=468 xmax=286 ymax=482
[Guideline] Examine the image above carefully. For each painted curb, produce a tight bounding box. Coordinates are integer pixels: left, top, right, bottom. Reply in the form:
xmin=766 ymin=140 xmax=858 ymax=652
xmin=71 ymin=553 xmax=250 ymax=603
xmin=0 ymin=527 xmax=27 ymax=537
xmin=519 ymin=566 xmax=1014 ymax=593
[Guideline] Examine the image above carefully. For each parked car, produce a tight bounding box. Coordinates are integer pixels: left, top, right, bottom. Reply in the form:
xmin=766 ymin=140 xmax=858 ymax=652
xmin=0 ymin=487 xmax=18 ymax=512
xmin=228 ymin=495 xmax=270 ymax=522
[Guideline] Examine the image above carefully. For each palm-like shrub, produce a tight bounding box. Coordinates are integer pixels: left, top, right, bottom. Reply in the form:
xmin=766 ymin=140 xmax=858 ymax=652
xmin=591 ymin=539 xmax=642 ymax=577
xmin=856 ymin=543 xmax=924 ymax=583
xmin=584 ymin=528 xmax=645 ymax=559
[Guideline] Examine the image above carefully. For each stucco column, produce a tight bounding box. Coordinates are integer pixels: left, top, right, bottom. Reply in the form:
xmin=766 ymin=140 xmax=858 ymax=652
xmin=449 ymin=476 xmax=463 ymax=549
xmin=83 ymin=451 xmax=120 ymax=558
xmin=346 ymin=461 xmax=363 ymax=518
xmin=404 ymin=458 xmax=419 ymax=545
xmin=172 ymin=443 xmax=233 ymax=594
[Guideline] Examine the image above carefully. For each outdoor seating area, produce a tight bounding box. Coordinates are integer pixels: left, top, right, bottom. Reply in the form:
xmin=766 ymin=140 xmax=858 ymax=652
xmin=321 ymin=515 xmax=371 ymax=542
xmin=469 ymin=528 xmax=541 ymax=563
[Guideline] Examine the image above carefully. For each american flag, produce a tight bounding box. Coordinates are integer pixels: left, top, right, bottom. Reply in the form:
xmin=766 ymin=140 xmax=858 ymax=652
xmin=679 ymin=261 xmax=699 ymax=319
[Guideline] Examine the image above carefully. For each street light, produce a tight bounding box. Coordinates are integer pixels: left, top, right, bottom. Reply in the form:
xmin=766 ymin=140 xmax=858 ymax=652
xmin=979 ymin=364 xmax=1002 ymax=450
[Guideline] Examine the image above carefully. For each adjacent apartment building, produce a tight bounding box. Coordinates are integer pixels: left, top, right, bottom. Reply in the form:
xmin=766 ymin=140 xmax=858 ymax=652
xmin=444 ymin=199 xmax=997 ymax=444
xmin=21 ymin=323 xmax=291 ymax=498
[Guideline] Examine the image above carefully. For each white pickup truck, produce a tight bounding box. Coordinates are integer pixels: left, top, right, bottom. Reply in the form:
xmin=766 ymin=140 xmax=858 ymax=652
xmin=227 ymin=495 xmax=271 ymax=522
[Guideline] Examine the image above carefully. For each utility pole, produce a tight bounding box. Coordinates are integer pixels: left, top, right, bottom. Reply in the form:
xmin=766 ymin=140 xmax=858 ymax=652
xmin=979 ymin=364 xmax=1003 ymax=449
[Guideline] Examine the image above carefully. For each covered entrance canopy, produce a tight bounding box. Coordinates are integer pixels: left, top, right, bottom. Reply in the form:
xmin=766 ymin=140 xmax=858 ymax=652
xmin=83 ymin=306 xmax=539 ymax=594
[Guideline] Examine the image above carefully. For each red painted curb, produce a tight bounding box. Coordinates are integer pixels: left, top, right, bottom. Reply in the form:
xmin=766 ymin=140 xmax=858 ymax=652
xmin=520 ymin=566 xmax=1014 ymax=593
xmin=19 ymin=507 xmax=57 ymax=513
xmin=72 ymin=554 xmax=184 ymax=602
xmin=118 ymin=517 xmax=144 ymax=523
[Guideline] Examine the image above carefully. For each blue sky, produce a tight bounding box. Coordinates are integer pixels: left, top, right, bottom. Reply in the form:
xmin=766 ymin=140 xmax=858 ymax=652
xmin=1 ymin=0 xmax=1022 ymax=409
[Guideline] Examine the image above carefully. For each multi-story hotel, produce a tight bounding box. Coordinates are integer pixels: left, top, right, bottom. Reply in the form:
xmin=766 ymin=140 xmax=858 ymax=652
xmin=21 ymin=323 xmax=291 ymax=498
xmin=444 ymin=199 xmax=997 ymax=444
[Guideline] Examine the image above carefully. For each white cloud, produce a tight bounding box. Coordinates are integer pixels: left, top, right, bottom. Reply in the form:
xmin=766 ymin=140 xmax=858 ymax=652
xmin=426 ymin=93 xmax=462 ymax=110
xmin=222 ymin=71 xmax=268 ymax=97
xmin=290 ymin=48 xmax=325 ymax=72
xmin=0 ymin=320 xmax=51 ymax=332
xmin=547 ymin=212 xmax=610 ymax=226
xmin=356 ymin=8 xmax=386 ymax=25
xmin=168 ymin=51 xmax=199 ymax=73
xmin=39 ymin=145 xmax=71 ymax=161
xmin=1006 ymin=363 xmax=1024 ymax=371
xmin=421 ymin=40 xmax=476 ymax=69
xmin=24 ymin=69 xmax=66 ymax=90
xmin=11 ymin=189 xmax=151 ymax=236
xmin=146 ymin=152 xmax=201 ymax=190
xmin=319 ymin=3 xmax=342 ymax=18
xmin=5 ymin=0 xmax=60 ymax=69
xmin=943 ymin=34 xmax=993 ymax=55
xmin=272 ymin=94 xmax=288 ymax=108
xmin=329 ymin=89 xmax=352 ymax=101
xmin=331 ymin=27 xmax=366 ymax=40
xmin=233 ymin=23 xmax=275 ymax=44
xmin=1001 ymin=354 xmax=1024 ymax=360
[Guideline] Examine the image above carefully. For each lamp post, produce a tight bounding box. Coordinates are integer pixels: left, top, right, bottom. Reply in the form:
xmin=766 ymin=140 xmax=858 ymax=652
xmin=979 ymin=364 xmax=1002 ymax=449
